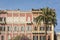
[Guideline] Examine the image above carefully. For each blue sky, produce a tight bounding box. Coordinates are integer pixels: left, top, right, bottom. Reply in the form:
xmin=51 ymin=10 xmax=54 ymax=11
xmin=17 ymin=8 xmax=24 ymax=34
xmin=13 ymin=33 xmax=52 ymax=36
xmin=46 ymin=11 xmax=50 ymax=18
xmin=0 ymin=0 xmax=60 ymax=32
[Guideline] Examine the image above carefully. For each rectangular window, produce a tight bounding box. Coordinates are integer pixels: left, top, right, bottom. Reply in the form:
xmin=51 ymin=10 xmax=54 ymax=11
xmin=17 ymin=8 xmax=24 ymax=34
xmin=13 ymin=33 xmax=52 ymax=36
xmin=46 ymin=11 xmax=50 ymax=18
xmin=47 ymin=27 xmax=51 ymax=31
xmin=26 ymin=26 xmax=32 ymax=31
xmin=33 ymin=36 xmax=38 ymax=40
xmin=34 ymin=27 xmax=37 ymax=31
xmin=47 ymin=25 xmax=52 ymax=31
xmin=7 ymin=26 xmax=12 ymax=31
xmin=2 ymin=26 xmax=5 ymax=31
xmin=40 ymin=27 xmax=45 ymax=31
xmin=0 ymin=17 xmax=5 ymax=22
xmin=7 ymin=27 xmax=9 ymax=31
xmin=0 ymin=17 xmax=3 ymax=21
xmin=14 ymin=27 xmax=17 ymax=31
xmin=0 ymin=26 xmax=5 ymax=31
xmin=40 ymin=36 xmax=45 ymax=40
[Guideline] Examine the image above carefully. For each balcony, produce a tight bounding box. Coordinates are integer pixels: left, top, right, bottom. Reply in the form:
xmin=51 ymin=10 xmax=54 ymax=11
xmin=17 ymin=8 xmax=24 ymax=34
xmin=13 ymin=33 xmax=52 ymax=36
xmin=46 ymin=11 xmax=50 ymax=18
xmin=32 ymin=29 xmax=46 ymax=33
xmin=26 ymin=21 xmax=33 ymax=25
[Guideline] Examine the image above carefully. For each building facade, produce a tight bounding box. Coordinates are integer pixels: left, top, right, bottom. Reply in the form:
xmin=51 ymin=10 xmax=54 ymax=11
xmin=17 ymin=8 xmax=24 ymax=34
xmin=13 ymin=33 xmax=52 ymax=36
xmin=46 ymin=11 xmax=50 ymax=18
xmin=0 ymin=9 xmax=54 ymax=40
xmin=56 ymin=32 xmax=60 ymax=40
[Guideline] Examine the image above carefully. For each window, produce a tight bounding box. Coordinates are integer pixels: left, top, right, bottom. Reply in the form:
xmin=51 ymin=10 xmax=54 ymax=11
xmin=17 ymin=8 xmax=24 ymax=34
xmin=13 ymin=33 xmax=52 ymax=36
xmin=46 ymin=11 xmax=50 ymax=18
xmin=21 ymin=26 xmax=24 ymax=31
xmin=0 ymin=26 xmax=5 ymax=31
xmin=34 ymin=27 xmax=37 ymax=31
xmin=0 ymin=17 xmax=3 ymax=21
xmin=7 ymin=26 xmax=12 ymax=31
xmin=14 ymin=26 xmax=18 ymax=31
xmin=47 ymin=27 xmax=51 ymax=31
xmin=40 ymin=27 xmax=44 ymax=31
xmin=47 ymin=25 xmax=51 ymax=31
xmin=40 ymin=36 xmax=45 ymax=40
xmin=26 ymin=26 xmax=32 ymax=31
xmin=14 ymin=27 xmax=16 ymax=31
xmin=7 ymin=27 xmax=9 ymax=31
xmin=14 ymin=26 xmax=17 ymax=31
xmin=0 ymin=17 xmax=5 ymax=22
xmin=2 ymin=26 xmax=5 ymax=31
xmin=1 ymin=36 xmax=4 ymax=40
xmin=33 ymin=36 xmax=38 ymax=40
xmin=4 ymin=18 xmax=6 ymax=21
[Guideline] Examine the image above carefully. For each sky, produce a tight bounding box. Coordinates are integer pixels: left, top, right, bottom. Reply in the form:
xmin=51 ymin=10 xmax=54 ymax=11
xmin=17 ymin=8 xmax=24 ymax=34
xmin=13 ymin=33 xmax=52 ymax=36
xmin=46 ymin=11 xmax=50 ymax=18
xmin=0 ymin=0 xmax=60 ymax=32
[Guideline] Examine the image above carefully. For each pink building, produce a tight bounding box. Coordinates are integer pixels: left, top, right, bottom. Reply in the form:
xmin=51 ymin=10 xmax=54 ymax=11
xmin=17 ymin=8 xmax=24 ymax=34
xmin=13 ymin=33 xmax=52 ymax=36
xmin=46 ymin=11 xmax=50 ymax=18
xmin=0 ymin=9 xmax=54 ymax=40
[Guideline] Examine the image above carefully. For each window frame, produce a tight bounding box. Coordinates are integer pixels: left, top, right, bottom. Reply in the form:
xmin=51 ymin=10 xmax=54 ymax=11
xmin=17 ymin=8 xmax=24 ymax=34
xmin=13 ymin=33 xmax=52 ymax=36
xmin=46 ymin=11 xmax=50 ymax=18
xmin=40 ymin=27 xmax=45 ymax=31
xmin=33 ymin=36 xmax=38 ymax=40
xmin=47 ymin=25 xmax=52 ymax=31
xmin=14 ymin=26 xmax=18 ymax=31
xmin=0 ymin=26 xmax=5 ymax=31
xmin=21 ymin=26 xmax=25 ymax=31
xmin=26 ymin=25 xmax=32 ymax=31
xmin=7 ymin=26 xmax=12 ymax=31
xmin=40 ymin=36 xmax=46 ymax=40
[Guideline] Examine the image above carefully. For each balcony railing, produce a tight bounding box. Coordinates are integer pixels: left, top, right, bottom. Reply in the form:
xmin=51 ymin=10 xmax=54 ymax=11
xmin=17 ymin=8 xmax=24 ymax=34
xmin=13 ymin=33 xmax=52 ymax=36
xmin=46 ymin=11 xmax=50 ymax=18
xmin=26 ymin=21 xmax=33 ymax=25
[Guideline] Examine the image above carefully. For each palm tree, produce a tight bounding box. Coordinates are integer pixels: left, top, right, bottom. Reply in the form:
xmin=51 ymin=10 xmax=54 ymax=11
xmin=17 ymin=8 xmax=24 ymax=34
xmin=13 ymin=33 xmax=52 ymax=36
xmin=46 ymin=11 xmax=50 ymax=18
xmin=34 ymin=7 xmax=57 ymax=40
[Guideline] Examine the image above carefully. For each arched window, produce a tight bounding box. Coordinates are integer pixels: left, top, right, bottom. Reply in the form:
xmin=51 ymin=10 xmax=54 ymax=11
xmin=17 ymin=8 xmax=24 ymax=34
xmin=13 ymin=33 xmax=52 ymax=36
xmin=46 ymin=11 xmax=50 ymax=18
xmin=21 ymin=26 xmax=24 ymax=31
